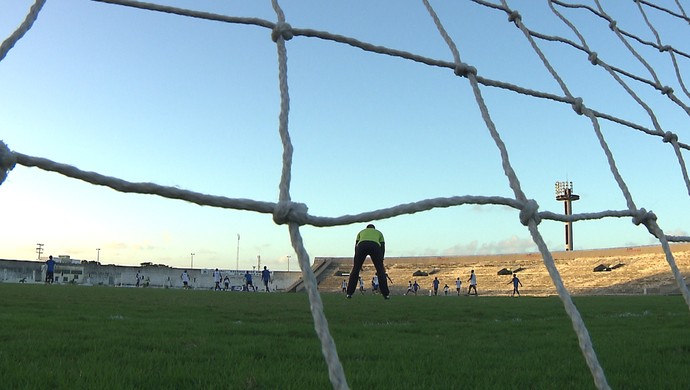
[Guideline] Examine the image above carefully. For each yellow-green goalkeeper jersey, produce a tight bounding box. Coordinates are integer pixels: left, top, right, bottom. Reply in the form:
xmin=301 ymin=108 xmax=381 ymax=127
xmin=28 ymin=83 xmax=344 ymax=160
xmin=356 ymin=228 xmax=385 ymax=245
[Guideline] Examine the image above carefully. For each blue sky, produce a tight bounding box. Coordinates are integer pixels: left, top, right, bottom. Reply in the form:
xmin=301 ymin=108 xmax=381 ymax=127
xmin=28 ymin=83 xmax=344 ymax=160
xmin=1 ymin=0 xmax=689 ymax=271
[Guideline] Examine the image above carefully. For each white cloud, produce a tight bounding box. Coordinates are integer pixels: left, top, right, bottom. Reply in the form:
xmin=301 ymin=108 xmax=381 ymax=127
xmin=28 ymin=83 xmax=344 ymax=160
xmin=442 ymin=235 xmax=537 ymax=256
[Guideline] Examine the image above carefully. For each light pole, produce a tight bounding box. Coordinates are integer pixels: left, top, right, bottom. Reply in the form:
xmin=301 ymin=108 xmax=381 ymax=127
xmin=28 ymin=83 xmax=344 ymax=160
xmin=555 ymin=181 xmax=580 ymax=251
xmin=287 ymin=255 xmax=291 ymax=272
xmin=96 ymin=248 xmax=100 ymax=262
xmin=36 ymin=243 xmax=44 ymax=260
xmin=236 ymin=234 xmax=240 ymax=271
xmin=190 ymin=253 xmax=195 ymax=269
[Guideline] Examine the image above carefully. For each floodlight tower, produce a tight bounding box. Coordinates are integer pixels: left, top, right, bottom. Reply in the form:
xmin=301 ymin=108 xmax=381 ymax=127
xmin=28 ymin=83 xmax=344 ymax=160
xmin=236 ymin=234 xmax=240 ymax=271
xmin=555 ymin=181 xmax=580 ymax=251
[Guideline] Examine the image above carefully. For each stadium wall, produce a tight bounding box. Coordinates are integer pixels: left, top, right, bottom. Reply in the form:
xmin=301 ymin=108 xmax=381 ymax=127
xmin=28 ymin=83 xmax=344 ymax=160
xmin=0 ymin=258 xmax=302 ymax=291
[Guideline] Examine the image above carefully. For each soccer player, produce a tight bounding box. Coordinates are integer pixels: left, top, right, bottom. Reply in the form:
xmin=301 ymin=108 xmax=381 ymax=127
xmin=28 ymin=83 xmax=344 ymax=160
xmin=509 ymin=273 xmax=523 ymax=297
xmin=244 ymin=271 xmax=254 ymax=292
xmin=346 ymin=224 xmax=389 ymax=299
xmin=467 ymin=269 xmax=478 ymax=295
xmin=45 ymin=255 xmax=56 ymax=284
xmin=432 ymin=277 xmax=440 ymax=296
xmin=223 ymin=275 xmax=230 ymax=291
xmin=358 ymin=277 xmax=365 ymax=294
xmin=213 ymin=268 xmax=222 ymax=291
xmin=413 ymin=280 xmax=420 ymax=295
xmin=135 ymin=271 xmax=141 ymax=287
xmin=443 ymin=284 xmax=450 ymax=295
xmin=262 ymin=266 xmax=271 ymax=292
xmin=180 ymin=270 xmax=191 ymax=289
xmin=455 ymin=277 xmax=462 ymax=296
xmin=405 ymin=281 xmax=413 ymax=295
xmin=341 ymin=279 xmax=347 ymax=293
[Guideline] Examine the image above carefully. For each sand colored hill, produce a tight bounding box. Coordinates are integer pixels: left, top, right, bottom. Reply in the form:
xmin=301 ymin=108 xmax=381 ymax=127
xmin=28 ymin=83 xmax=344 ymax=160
xmin=315 ymin=244 xmax=690 ymax=296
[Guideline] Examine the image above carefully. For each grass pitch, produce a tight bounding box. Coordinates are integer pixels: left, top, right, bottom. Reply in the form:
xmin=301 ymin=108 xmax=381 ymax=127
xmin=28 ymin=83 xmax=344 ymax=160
xmin=1 ymin=284 xmax=689 ymax=389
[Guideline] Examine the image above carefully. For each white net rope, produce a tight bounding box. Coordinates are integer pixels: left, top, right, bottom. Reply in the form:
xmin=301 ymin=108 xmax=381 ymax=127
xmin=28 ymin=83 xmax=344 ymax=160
xmin=2 ymin=0 xmax=690 ymax=389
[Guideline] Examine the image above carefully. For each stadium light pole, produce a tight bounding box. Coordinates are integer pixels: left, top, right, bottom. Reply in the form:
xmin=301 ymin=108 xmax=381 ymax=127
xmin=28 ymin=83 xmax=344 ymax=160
xmin=96 ymin=248 xmax=100 ymax=262
xmin=36 ymin=243 xmax=44 ymax=260
xmin=555 ymin=181 xmax=580 ymax=251
xmin=236 ymin=234 xmax=240 ymax=271
xmin=190 ymin=253 xmax=195 ymax=269
xmin=287 ymin=255 xmax=291 ymax=272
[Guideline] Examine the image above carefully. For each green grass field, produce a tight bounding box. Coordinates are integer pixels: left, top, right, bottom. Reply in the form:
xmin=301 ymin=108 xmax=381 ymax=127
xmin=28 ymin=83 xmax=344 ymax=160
xmin=1 ymin=284 xmax=689 ymax=389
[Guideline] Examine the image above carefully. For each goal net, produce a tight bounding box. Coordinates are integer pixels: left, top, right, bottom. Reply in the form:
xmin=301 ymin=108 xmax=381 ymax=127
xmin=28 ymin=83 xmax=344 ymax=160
xmin=2 ymin=1 xmax=690 ymax=389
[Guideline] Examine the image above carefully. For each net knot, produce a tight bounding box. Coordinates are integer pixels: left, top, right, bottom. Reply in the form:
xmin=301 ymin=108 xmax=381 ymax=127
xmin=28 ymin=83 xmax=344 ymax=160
xmin=663 ymin=131 xmax=678 ymax=143
xmin=0 ymin=140 xmax=17 ymax=186
xmin=508 ymin=10 xmax=521 ymax=23
xmin=571 ymin=97 xmax=585 ymax=115
xmin=273 ymin=200 xmax=308 ymax=225
xmin=271 ymin=22 xmax=294 ymax=42
xmin=632 ymin=208 xmax=656 ymax=227
xmin=588 ymin=52 xmax=599 ymax=65
xmin=608 ymin=20 xmax=617 ymax=30
xmin=519 ymin=199 xmax=541 ymax=226
xmin=454 ymin=62 xmax=477 ymax=78
xmin=661 ymin=86 xmax=674 ymax=96
xmin=659 ymin=45 xmax=672 ymax=53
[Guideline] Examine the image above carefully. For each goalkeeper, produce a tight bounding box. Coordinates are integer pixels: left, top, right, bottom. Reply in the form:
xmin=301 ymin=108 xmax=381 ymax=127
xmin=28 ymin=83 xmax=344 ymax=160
xmin=346 ymin=224 xmax=390 ymax=299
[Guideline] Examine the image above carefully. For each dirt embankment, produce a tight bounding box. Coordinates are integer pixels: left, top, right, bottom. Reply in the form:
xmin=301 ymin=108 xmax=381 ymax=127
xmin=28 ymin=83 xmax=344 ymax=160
xmin=316 ymin=244 xmax=690 ymax=296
